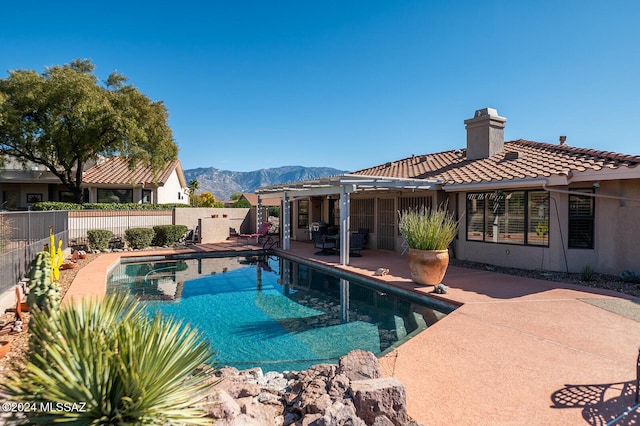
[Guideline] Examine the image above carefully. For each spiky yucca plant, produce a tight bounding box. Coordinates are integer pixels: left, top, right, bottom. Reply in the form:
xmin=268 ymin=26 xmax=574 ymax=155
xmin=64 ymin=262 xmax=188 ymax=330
xmin=398 ymin=204 xmax=459 ymax=251
xmin=2 ymin=294 xmax=217 ymax=425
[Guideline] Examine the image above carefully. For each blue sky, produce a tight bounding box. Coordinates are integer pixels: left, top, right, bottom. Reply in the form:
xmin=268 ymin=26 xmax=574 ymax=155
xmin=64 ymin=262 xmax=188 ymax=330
xmin=1 ymin=1 xmax=638 ymax=172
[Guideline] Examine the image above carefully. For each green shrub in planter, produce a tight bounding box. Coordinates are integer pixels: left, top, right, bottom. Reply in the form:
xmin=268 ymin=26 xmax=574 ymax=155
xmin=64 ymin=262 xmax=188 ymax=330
xmin=87 ymin=229 xmax=114 ymax=252
xmin=125 ymin=228 xmax=155 ymax=249
xmin=152 ymin=224 xmax=189 ymax=246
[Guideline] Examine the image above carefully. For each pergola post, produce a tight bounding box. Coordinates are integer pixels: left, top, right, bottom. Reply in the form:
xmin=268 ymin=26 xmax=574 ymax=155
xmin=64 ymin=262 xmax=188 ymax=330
xmin=257 ymin=195 xmax=263 ymax=231
xmin=339 ymin=185 xmax=350 ymax=265
xmin=282 ymin=193 xmax=291 ymax=250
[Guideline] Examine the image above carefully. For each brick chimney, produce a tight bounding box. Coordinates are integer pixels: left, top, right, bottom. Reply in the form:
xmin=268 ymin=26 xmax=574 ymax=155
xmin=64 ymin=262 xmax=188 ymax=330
xmin=464 ymin=108 xmax=507 ymax=160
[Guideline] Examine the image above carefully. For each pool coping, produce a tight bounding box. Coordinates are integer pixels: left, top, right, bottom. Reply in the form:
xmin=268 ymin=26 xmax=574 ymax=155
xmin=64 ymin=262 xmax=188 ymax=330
xmin=64 ymin=242 xmax=640 ymax=424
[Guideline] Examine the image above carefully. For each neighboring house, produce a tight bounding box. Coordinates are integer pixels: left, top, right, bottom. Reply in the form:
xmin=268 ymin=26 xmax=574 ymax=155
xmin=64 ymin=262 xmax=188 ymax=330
xmin=0 ymin=156 xmax=189 ymax=209
xmin=83 ymin=157 xmax=189 ymax=205
xmin=256 ymin=108 xmax=640 ymax=276
xmin=0 ymin=158 xmax=62 ymax=209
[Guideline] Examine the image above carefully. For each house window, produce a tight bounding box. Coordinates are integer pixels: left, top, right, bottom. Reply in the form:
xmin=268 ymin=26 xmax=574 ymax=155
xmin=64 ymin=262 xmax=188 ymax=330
xmin=97 ymin=189 xmax=133 ymax=204
xmin=568 ymin=190 xmax=595 ymax=249
xmin=298 ymin=200 xmax=309 ymax=228
xmin=328 ymin=198 xmax=340 ymax=226
xmin=527 ymin=191 xmax=549 ymax=246
xmin=466 ymin=190 xmax=549 ymax=246
xmin=59 ymin=191 xmax=75 ymax=203
xmin=142 ymin=189 xmax=152 ymax=204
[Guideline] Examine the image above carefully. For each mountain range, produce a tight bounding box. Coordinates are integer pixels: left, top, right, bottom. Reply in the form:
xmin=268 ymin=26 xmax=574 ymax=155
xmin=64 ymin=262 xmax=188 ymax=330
xmin=183 ymin=166 xmax=348 ymax=201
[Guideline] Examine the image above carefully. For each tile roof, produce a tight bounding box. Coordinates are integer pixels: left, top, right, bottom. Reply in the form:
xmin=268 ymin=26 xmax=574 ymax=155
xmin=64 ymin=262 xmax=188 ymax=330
xmin=83 ymin=157 xmax=183 ymax=186
xmin=353 ymin=140 xmax=640 ymax=185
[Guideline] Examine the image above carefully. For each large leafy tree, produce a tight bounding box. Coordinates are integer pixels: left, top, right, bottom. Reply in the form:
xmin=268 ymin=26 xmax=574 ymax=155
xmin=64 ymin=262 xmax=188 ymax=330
xmin=0 ymin=59 xmax=178 ymax=203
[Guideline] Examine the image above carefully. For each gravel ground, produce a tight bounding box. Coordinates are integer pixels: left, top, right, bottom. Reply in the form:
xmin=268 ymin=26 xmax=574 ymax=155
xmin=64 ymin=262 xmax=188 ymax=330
xmin=0 ymin=253 xmax=100 ymax=380
xmin=450 ymin=258 xmax=640 ymax=298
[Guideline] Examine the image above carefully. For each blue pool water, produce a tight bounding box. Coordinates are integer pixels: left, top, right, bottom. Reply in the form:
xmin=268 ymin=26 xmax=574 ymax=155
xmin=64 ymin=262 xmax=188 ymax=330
xmin=107 ymin=254 xmax=452 ymax=372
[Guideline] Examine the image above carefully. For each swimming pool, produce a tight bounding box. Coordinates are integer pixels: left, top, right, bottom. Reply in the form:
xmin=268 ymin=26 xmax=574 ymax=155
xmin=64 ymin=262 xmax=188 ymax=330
xmin=107 ymin=253 xmax=455 ymax=372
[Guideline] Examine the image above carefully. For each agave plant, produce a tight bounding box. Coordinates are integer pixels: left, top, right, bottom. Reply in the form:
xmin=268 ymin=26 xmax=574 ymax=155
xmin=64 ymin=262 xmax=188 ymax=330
xmin=398 ymin=204 xmax=459 ymax=251
xmin=2 ymin=294 xmax=217 ymax=425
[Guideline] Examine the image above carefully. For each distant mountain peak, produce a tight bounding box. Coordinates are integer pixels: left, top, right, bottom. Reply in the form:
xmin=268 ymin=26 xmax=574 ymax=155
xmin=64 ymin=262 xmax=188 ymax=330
xmin=184 ymin=165 xmax=348 ymax=200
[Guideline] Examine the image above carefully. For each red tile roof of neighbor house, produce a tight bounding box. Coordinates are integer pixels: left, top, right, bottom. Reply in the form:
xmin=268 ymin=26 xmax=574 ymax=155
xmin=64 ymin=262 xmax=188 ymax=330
xmin=353 ymin=140 xmax=640 ymax=185
xmin=83 ymin=157 xmax=184 ymax=186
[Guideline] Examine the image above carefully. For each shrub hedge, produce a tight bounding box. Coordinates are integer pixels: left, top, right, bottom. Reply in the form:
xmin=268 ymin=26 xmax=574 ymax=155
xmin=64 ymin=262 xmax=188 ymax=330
xmin=32 ymin=202 xmax=191 ymax=211
xmin=152 ymin=225 xmax=189 ymax=246
xmin=125 ymin=228 xmax=155 ymax=250
xmin=87 ymin=229 xmax=113 ymax=251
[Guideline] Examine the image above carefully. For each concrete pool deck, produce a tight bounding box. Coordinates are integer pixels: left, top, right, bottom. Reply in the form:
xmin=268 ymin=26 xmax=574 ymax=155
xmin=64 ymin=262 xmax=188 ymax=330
xmin=65 ymin=241 xmax=640 ymax=425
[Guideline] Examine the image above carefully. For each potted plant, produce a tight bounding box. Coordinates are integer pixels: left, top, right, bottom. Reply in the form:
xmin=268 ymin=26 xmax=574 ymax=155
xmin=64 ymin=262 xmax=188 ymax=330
xmin=398 ymin=204 xmax=459 ymax=285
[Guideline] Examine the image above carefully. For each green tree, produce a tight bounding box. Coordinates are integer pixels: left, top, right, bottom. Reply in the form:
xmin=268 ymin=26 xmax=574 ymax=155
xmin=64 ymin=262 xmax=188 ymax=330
xmin=233 ymin=198 xmax=251 ymax=208
xmin=188 ymin=179 xmax=200 ymax=206
xmin=192 ymin=191 xmax=224 ymax=208
xmin=230 ymin=192 xmax=242 ymax=200
xmin=0 ymin=59 xmax=178 ymax=203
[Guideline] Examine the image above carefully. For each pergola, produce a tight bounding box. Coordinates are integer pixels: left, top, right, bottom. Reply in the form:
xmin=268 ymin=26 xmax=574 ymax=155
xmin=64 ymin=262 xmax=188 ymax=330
xmin=255 ymin=173 xmax=442 ymax=265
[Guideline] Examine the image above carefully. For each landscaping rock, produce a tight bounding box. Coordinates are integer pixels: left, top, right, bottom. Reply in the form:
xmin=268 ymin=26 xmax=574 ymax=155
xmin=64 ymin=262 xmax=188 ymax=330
xmin=351 ymin=377 xmax=409 ymax=426
xmin=203 ymin=389 xmax=240 ymax=419
xmin=338 ymin=349 xmax=382 ymax=381
xmin=205 ymin=350 xmax=412 ymax=425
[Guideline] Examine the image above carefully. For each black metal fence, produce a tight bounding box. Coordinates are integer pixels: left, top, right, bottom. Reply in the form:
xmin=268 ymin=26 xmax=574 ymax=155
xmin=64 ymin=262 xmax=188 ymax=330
xmin=68 ymin=210 xmax=173 ymax=245
xmin=0 ymin=210 xmax=68 ymax=295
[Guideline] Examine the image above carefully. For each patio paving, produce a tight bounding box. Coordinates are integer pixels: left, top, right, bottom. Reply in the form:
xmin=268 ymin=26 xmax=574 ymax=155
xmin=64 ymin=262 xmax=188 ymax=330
xmin=65 ymin=240 xmax=640 ymax=425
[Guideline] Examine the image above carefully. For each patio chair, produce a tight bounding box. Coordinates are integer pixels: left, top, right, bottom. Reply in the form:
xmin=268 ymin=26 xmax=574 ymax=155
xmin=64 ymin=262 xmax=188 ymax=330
xmin=312 ymin=230 xmax=336 ymax=255
xmin=185 ymin=226 xmax=199 ymax=244
xmin=237 ymin=222 xmax=271 ymax=245
xmin=349 ymin=232 xmax=364 ymax=257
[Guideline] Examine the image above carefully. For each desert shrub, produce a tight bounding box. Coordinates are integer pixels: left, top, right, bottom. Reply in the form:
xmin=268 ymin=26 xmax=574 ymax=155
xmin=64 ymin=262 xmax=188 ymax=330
xmin=620 ymin=270 xmax=640 ymax=284
xmin=580 ymin=265 xmax=595 ymax=281
xmin=152 ymin=224 xmax=189 ymax=246
xmin=87 ymin=229 xmax=113 ymax=251
xmin=398 ymin=204 xmax=459 ymax=251
xmin=27 ymin=251 xmax=60 ymax=315
xmin=125 ymin=227 xmax=155 ymax=249
xmin=1 ymin=294 xmax=216 ymax=424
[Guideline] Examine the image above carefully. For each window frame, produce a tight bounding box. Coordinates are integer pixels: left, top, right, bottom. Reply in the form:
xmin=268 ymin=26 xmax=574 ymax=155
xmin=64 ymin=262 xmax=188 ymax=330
xmin=568 ymin=189 xmax=595 ymax=249
xmin=297 ymin=200 xmax=309 ymax=229
xmin=465 ymin=190 xmax=550 ymax=247
xmin=97 ymin=188 xmax=134 ymax=204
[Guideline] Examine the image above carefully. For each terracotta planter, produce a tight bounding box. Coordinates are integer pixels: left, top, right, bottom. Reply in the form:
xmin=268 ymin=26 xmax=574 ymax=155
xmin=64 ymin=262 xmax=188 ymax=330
xmin=0 ymin=341 xmax=10 ymax=358
xmin=408 ymin=248 xmax=449 ymax=285
xmin=61 ymin=262 xmax=78 ymax=270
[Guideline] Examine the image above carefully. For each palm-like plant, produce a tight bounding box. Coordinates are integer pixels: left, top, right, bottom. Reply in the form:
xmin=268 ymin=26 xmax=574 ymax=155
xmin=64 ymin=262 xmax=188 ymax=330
xmin=2 ymin=294 xmax=217 ymax=425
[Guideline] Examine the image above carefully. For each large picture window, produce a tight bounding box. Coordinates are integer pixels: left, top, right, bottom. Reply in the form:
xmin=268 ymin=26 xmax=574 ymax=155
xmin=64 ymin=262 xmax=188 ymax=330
xmin=466 ymin=190 xmax=549 ymax=246
xmin=97 ymin=189 xmax=133 ymax=204
xmin=297 ymin=200 xmax=309 ymax=228
xmin=568 ymin=190 xmax=594 ymax=249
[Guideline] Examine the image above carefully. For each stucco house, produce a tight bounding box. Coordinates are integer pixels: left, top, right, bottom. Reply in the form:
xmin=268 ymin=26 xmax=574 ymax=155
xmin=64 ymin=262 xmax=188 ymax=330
xmin=256 ymin=108 xmax=640 ymax=276
xmin=0 ymin=156 xmax=189 ymax=209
